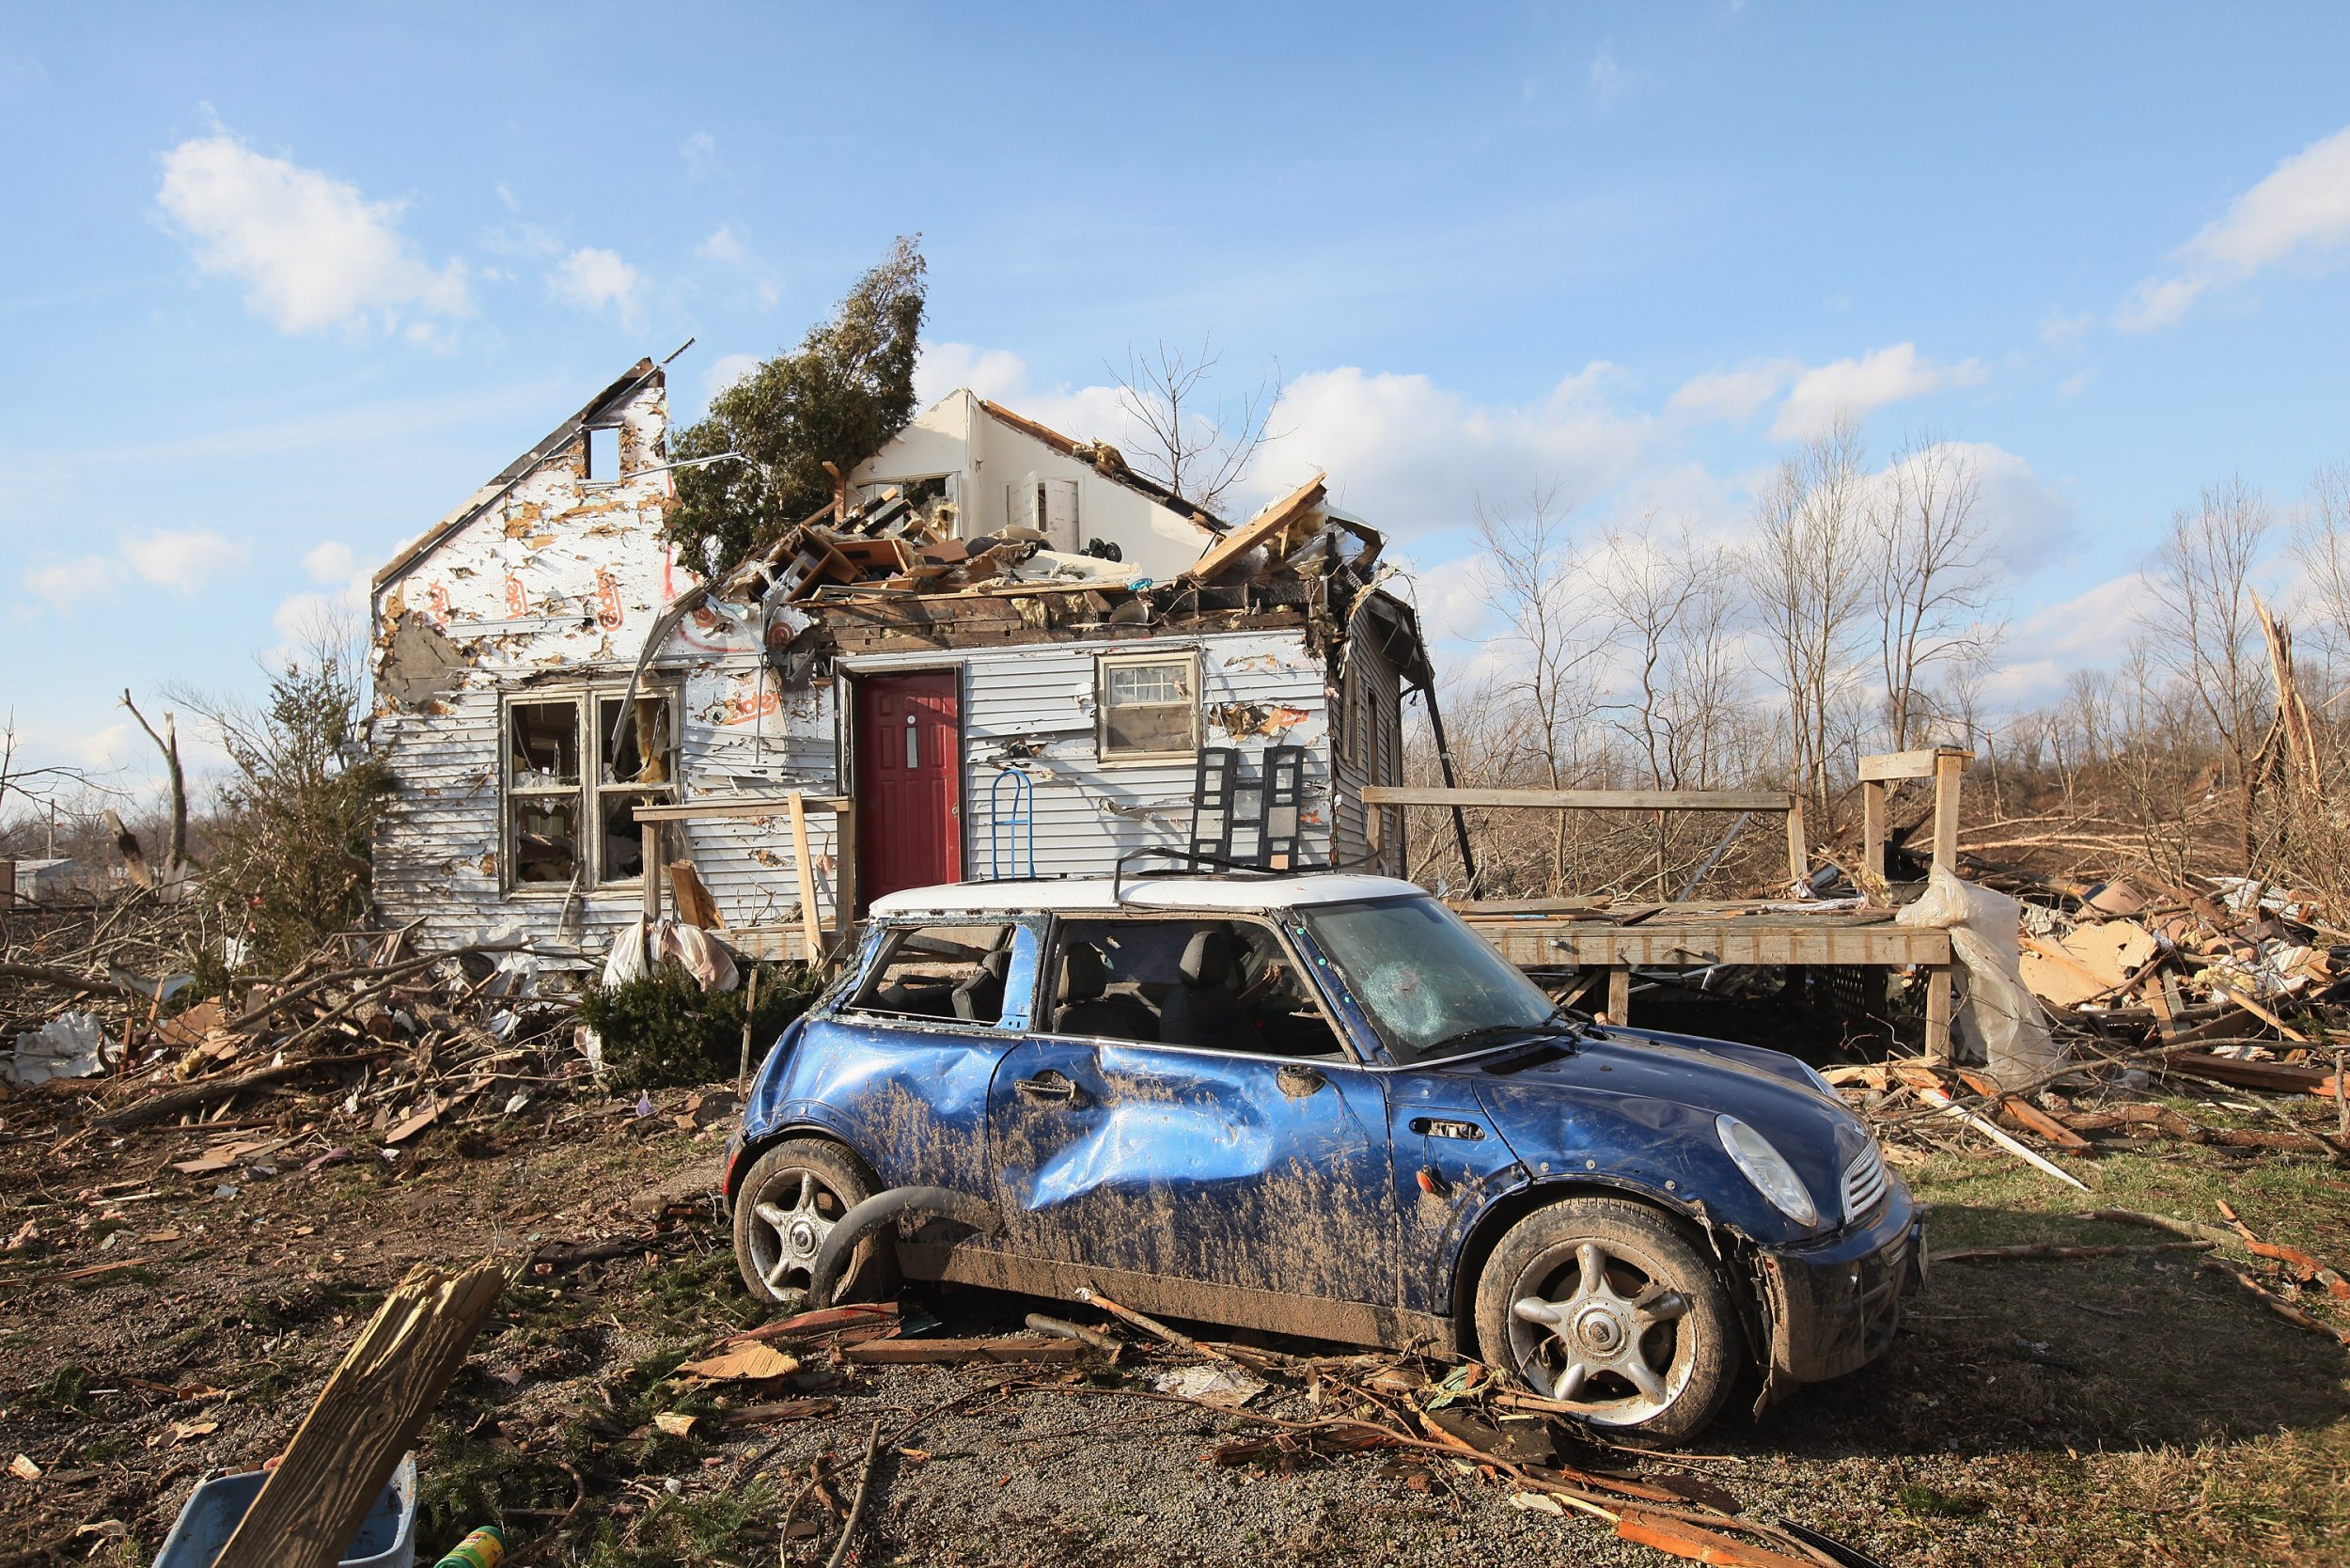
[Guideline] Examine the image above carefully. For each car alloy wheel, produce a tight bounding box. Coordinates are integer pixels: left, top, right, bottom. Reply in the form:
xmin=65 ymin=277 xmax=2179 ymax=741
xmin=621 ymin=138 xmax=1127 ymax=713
xmin=730 ymin=1137 xmax=892 ymax=1308
xmin=1473 ymin=1195 xmax=1738 ymax=1443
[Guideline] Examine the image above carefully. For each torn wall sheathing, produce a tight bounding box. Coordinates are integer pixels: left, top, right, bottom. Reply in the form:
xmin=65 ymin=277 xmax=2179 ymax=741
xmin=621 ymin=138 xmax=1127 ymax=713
xmin=368 ymin=368 xmax=1412 ymax=961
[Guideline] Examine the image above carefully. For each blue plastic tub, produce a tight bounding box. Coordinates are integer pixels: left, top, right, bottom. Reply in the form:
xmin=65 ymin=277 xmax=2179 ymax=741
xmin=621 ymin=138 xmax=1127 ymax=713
xmin=154 ymin=1452 xmax=416 ymax=1568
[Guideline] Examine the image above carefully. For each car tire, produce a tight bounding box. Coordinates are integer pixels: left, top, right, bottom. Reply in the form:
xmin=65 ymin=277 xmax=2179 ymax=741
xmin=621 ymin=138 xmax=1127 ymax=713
xmin=731 ymin=1137 xmax=898 ymax=1309
xmin=1472 ymin=1195 xmax=1740 ymax=1446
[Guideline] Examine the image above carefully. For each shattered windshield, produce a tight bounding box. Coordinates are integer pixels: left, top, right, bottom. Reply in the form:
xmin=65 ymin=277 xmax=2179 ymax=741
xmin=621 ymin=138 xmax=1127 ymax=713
xmin=1300 ymin=897 xmax=1563 ymax=1063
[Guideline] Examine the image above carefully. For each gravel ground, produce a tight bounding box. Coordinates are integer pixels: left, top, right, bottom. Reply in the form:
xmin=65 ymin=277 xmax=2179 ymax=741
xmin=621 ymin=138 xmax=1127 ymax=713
xmin=3 ymin=1075 xmax=2343 ymax=1567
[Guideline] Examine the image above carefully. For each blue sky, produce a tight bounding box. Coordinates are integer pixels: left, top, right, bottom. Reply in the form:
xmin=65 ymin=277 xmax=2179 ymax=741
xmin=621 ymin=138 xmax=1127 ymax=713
xmin=5 ymin=4 xmax=2350 ymax=799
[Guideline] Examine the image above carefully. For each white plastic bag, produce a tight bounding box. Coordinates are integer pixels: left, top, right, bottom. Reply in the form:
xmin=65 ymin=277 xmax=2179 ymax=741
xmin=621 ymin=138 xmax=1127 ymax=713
xmin=1894 ymin=867 xmax=2065 ymax=1086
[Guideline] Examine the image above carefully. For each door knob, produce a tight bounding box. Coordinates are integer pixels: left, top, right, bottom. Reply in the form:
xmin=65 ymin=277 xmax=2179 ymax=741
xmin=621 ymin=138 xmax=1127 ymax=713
xmin=1016 ymin=1073 xmax=1077 ymax=1103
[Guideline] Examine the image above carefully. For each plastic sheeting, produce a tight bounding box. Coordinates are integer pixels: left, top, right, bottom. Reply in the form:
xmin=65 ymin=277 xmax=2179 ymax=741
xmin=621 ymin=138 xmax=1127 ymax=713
xmin=579 ymin=917 xmax=739 ymax=1074
xmin=1894 ymin=867 xmax=2066 ymax=1086
xmin=8 ymin=1011 xmax=113 ymax=1085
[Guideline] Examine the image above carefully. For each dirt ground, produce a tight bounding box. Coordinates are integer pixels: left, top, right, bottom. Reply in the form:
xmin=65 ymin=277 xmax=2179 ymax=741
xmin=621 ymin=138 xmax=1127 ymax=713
xmin=2 ymin=1070 xmax=2345 ymax=1568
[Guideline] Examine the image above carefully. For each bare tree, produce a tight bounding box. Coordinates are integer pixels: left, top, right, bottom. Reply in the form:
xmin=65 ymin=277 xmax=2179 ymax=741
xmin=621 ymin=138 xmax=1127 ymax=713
xmin=1871 ymin=435 xmax=2003 ymax=750
xmin=1108 ymin=337 xmax=1280 ymax=516
xmin=2292 ymin=461 xmax=2350 ymax=669
xmin=119 ymin=690 xmax=194 ymax=899
xmin=2138 ymin=476 xmax=2274 ymax=872
xmin=1472 ymin=487 xmax=1610 ymax=893
xmin=1744 ymin=416 xmax=1873 ymax=809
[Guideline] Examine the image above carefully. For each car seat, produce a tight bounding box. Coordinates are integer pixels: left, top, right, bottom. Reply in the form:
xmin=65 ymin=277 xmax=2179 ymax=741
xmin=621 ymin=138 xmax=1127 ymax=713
xmin=1157 ymin=929 xmax=1259 ymax=1048
xmin=1053 ymin=942 xmax=1158 ymax=1041
xmin=951 ymin=947 xmax=1013 ymax=1024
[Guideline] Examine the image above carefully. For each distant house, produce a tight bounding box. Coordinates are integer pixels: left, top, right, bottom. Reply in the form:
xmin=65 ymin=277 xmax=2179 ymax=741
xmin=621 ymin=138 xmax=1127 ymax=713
xmin=367 ymin=360 xmax=1427 ymax=961
xmin=1 ymin=858 xmax=79 ymax=906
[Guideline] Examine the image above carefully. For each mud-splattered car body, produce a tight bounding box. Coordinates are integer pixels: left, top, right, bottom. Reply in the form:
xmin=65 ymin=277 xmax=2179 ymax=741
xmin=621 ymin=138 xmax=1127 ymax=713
xmin=725 ymin=874 xmax=1921 ymax=1422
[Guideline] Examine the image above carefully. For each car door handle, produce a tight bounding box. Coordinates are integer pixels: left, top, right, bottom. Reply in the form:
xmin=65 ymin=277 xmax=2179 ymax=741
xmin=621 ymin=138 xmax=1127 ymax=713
xmin=1276 ymin=1064 xmax=1327 ymax=1098
xmin=1016 ymin=1072 xmax=1078 ymax=1104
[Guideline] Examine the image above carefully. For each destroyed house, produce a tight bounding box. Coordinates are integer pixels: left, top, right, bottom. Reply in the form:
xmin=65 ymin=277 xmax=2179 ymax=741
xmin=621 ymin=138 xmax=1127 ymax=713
xmin=368 ymin=361 xmax=1430 ymax=961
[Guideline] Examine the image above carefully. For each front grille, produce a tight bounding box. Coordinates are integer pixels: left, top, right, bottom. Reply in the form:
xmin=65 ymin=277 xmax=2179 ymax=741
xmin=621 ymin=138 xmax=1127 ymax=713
xmin=1841 ymin=1142 xmax=1888 ymax=1222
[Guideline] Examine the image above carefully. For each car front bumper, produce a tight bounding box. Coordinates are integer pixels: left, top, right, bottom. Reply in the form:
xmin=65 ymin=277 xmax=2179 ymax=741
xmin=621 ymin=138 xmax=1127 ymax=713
xmin=1754 ymin=1181 xmax=1923 ymax=1393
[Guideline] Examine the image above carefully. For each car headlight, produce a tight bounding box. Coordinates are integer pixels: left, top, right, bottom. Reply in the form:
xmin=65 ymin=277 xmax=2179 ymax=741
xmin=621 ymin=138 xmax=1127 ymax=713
xmin=1716 ymin=1114 xmax=1820 ymax=1228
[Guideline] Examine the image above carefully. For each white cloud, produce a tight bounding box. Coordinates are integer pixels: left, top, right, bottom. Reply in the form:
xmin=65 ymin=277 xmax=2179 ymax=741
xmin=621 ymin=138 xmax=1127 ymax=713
xmin=681 ymin=131 xmax=718 ymax=179
xmin=697 ymin=225 xmax=747 ymax=265
xmin=22 ymin=556 xmax=105 ymax=609
xmin=124 ymin=528 xmax=245 ymax=589
xmin=2119 ymin=122 xmax=2350 ymax=332
xmin=1588 ymin=45 xmax=1640 ymax=113
xmin=1769 ymin=342 xmax=1984 ymax=440
xmin=304 ymin=541 xmax=356 ymax=584
xmin=1667 ymin=359 xmax=1802 ymax=424
xmin=156 ymin=132 xmax=471 ymax=336
xmin=915 ymin=342 xmax=1041 ymax=407
xmin=547 ymin=246 xmax=648 ymax=329
xmin=702 ymin=353 xmax=761 ymax=407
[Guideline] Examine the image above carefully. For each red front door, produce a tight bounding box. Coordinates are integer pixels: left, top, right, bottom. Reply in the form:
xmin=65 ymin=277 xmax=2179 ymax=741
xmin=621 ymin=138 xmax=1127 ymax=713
xmin=855 ymin=672 xmax=963 ymax=902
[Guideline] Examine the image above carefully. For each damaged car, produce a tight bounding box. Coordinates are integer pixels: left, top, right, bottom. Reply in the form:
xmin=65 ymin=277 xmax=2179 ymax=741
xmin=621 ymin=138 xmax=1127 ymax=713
xmin=725 ymin=873 xmax=1922 ymax=1442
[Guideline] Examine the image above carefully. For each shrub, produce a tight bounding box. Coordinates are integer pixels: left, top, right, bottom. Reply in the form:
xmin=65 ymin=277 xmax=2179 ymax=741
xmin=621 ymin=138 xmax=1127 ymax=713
xmin=576 ymin=962 xmax=820 ymax=1092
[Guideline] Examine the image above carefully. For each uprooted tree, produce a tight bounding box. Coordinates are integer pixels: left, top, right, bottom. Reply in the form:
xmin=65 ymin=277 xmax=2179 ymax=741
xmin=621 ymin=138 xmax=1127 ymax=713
xmin=664 ymin=235 xmax=928 ymax=576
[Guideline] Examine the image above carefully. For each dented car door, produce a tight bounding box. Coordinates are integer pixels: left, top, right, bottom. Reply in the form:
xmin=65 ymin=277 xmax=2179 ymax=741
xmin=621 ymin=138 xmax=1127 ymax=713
xmin=985 ymin=919 xmax=1399 ymax=1309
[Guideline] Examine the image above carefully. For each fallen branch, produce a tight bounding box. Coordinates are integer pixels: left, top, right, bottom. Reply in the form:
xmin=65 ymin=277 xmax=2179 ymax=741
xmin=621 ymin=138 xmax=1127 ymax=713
xmin=1930 ymin=1241 xmax=2211 ymax=1264
xmin=1915 ymin=1086 xmax=2091 ymax=1191
xmin=95 ymin=1048 xmax=392 ymax=1131
xmin=823 ymin=1418 xmax=885 ymax=1568
xmin=1073 ymin=1286 xmax=1236 ymax=1363
xmin=2199 ymin=1258 xmax=2350 ymax=1347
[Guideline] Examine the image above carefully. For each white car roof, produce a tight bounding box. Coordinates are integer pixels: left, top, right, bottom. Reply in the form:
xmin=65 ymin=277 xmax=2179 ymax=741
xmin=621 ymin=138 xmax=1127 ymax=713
xmin=867 ymin=872 xmax=1428 ymax=918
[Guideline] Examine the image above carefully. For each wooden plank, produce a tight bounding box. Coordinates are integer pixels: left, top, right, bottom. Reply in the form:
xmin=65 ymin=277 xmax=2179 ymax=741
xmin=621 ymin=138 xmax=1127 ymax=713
xmin=1956 ymin=1069 xmax=2094 ymax=1152
xmin=1606 ymin=967 xmax=1631 ymax=1025
xmin=1860 ymin=780 xmax=1887 ymax=881
xmin=1183 ymin=473 xmax=1325 ymax=582
xmin=836 ymin=803 xmax=859 ymax=927
xmin=789 ymin=792 xmax=822 ymax=958
xmin=1466 ymin=919 xmax=1950 ymax=967
xmin=1925 ymin=966 xmax=1954 ymax=1067
xmin=640 ymin=823 xmax=661 ymax=925
xmin=213 ymin=1262 xmax=503 ymax=1568
xmin=2166 ymin=1052 xmax=2341 ymax=1097
xmin=1856 ymin=748 xmax=1945 ymax=781
xmin=1363 ymin=785 xmax=1796 ymax=813
xmin=1930 ymin=750 xmax=1966 ymax=873
xmin=1784 ymin=796 xmax=1808 ymax=888
xmin=666 ymin=861 xmax=723 ymax=929
xmin=633 ymin=796 xmax=850 ymax=823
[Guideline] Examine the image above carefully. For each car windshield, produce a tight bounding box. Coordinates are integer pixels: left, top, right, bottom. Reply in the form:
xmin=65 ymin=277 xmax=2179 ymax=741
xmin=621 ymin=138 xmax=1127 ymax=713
xmin=1300 ymin=896 xmax=1564 ymax=1062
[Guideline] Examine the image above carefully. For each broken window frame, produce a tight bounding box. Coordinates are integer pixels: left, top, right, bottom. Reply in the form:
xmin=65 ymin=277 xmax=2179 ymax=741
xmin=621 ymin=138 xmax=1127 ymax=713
xmin=500 ymin=685 xmax=678 ymax=895
xmin=1038 ymin=912 xmax=1357 ymax=1064
xmin=1095 ymin=651 xmax=1200 ymax=766
xmin=583 ymin=423 xmax=624 ymax=486
xmin=840 ymin=921 xmax=1027 ymax=1030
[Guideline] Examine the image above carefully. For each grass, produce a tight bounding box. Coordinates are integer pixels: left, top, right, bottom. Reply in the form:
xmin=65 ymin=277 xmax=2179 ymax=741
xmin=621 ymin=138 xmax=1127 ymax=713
xmin=1849 ymin=1102 xmax=2350 ymax=1565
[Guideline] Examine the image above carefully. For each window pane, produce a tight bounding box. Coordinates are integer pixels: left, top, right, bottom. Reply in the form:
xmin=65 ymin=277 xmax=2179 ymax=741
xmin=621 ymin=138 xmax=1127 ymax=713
xmin=1104 ymin=703 xmax=1193 ymax=757
xmin=599 ymin=791 xmax=662 ymax=881
xmin=510 ymin=797 xmax=580 ymax=884
xmin=849 ymin=925 xmax=1015 ymax=1024
xmin=597 ymin=696 xmax=672 ymax=784
xmin=1108 ymin=663 xmax=1188 ymax=705
xmin=509 ymin=702 xmax=580 ymax=787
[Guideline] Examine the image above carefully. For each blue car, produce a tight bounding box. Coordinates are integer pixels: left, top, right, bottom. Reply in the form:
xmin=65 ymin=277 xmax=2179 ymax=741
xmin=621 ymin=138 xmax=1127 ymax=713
xmin=726 ymin=874 xmax=1921 ymax=1442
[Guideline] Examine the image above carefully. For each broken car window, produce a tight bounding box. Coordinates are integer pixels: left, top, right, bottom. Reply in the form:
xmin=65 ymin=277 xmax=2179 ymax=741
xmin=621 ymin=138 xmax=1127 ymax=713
xmin=1046 ymin=917 xmax=1345 ymax=1058
xmin=1098 ymin=654 xmax=1198 ymax=761
xmin=848 ymin=925 xmax=1016 ymax=1026
xmin=1300 ymin=897 xmax=1559 ymax=1063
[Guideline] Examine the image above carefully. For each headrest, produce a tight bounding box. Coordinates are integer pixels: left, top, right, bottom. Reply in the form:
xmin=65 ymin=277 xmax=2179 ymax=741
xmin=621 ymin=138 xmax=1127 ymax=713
xmin=979 ymin=948 xmax=1013 ymax=980
xmin=1180 ymin=930 xmax=1235 ymax=988
xmin=1060 ymin=942 xmax=1106 ymax=1001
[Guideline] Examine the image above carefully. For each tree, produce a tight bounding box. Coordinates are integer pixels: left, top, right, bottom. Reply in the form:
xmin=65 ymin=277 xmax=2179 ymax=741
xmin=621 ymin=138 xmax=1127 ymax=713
xmin=666 ymin=236 xmax=928 ymax=574
xmin=175 ymin=622 xmax=391 ymax=971
xmin=1744 ymin=416 xmax=1872 ymax=809
xmin=2138 ymin=476 xmax=2273 ymax=872
xmin=1108 ymin=337 xmax=1279 ymax=517
xmin=2292 ymin=460 xmax=2350 ymax=667
xmin=1871 ymin=435 xmax=2002 ymax=750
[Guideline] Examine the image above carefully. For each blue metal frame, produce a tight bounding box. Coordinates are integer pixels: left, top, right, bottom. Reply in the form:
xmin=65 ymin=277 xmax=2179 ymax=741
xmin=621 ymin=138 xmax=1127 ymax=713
xmin=987 ymin=767 xmax=1036 ymax=882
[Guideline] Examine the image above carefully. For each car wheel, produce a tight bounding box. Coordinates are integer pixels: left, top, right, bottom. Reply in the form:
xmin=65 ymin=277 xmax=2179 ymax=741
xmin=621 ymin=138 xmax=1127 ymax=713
xmin=731 ymin=1138 xmax=897 ymax=1308
xmin=1473 ymin=1196 xmax=1739 ymax=1445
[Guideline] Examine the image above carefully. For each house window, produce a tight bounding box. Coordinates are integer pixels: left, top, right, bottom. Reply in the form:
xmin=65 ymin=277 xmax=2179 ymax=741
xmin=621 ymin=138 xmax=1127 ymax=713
xmin=585 ymin=425 xmax=621 ymax=483
xmin=1007 ymin=477 xmax=1080 ymax=551
xmin=503 ymin=690 xmax=675 ymax=889
xmin=1097 ymin=652 xmax=1198 ymax=762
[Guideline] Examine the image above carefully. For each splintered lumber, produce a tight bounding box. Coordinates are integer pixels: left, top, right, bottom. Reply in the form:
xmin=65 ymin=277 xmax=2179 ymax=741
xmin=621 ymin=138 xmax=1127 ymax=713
xmin=2163 ymin=1052 xmax=2341 ymax=1098
xmin=1184 ymin=473 xmax=1325 ymax=582
xmin=1956 ymin=1070 xmax=2093 ymax=1153
xmin=1612 ymin=1509 xmax=1820 ymax=1567
xmin=789 ymin=791 xmax=822 ymax=958
xmin=213 ymin=1261 xmax=504 ymax=1568
xmin=96 ymin=1047 xmax=390 ymax=1131
xmin=1915 ymin=1085 xmax=2090 ymax=1191
xmin=666 ymin=861 xmax=723 ymax=929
